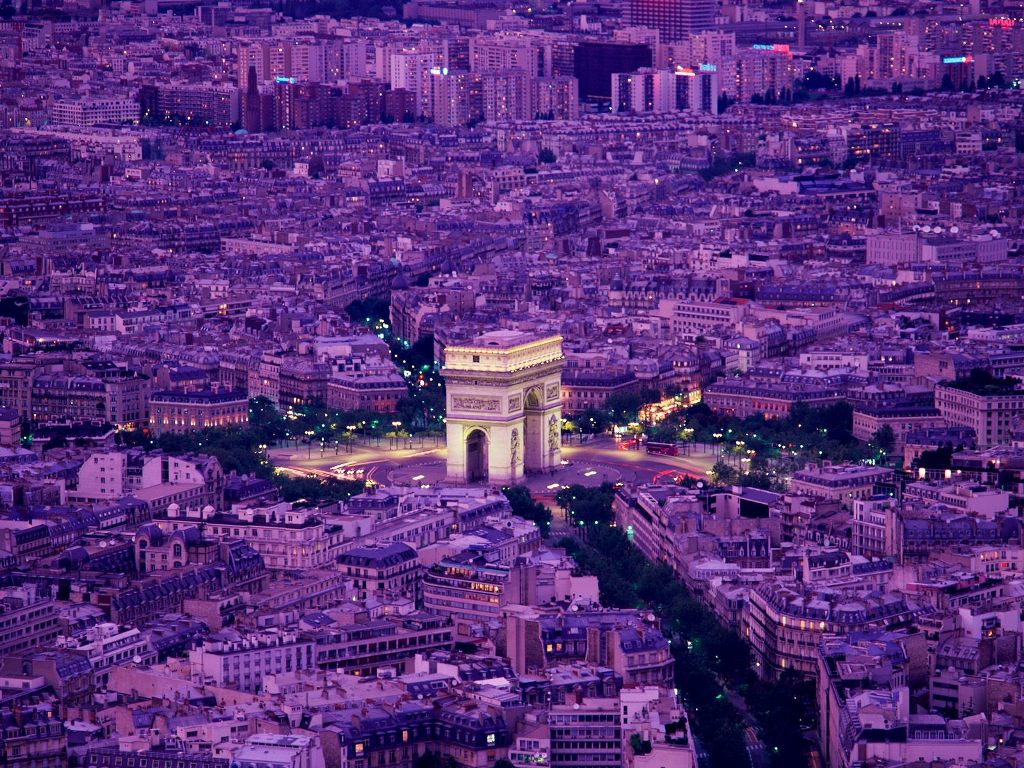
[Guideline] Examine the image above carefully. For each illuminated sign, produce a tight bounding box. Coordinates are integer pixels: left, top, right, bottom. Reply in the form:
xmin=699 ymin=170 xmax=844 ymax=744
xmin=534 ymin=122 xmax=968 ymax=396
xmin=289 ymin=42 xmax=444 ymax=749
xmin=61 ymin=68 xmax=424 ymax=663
xmin=752 ymin=43 xmax=791 ymax=53
xmin=274 ymin=76 xmax=296 ymax=84
xmin=989 ymin=17 xmax=1014 ymax=29
xmin=942 ymin=55 xmax=973 ymax=64
xmin=675 ymin=66 xmax=696 ymax=77
xmin=700 ymin=63 xmax=717 ymax=72
xmin=429 ymin=66 xmax=450 ymax=76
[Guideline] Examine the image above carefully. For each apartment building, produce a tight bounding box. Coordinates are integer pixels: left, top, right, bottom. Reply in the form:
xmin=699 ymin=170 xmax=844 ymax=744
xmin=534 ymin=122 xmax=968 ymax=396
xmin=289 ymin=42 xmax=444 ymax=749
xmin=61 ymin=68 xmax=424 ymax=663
xmin=935 ymin=381 xmax=1024 ymax=449
xmin=789 ymin=464 xmax=893 ymax=509
xmin=188 ymin=630 xmax=315 ymax=693
xmin=165 ymin=502 xmax=343 ymax=570
xmin=303 ymin=612 xmax=453 ymax=676
xmin=149 ymin=388 xmax=249 ymax=435
xmin=336 ymin=542 xmax=420 ymax=601
xmin=549 ymin=697 xmax=622 ymax=768
xmin=746 ymin=581 xmax=916 ymax=678
xmin=423 ymin=555 xmax=509 ymax=634
xmin=703 ymin=379 xmax=845 ymax=419
xmin=851 ymin=497 xmax=901 ymax=559
xmin=0 ymin=586 xmax=59 ymax=656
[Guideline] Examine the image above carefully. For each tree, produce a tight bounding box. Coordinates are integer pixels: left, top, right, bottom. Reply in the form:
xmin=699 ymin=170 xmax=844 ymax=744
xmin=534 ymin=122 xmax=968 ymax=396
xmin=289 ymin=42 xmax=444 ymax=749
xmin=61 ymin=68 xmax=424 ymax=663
xmin=43 ymin=435 xmax=68 ymax=451
xmin=802 ymin=70 xmax=836 ymax=90
xmin=276 ymin=476 xmax=365 ymax=505
xmin=0 ymin=294 xmax=29 ymax=326
xmin=538 ymin=148 xmax=556 ymax=164
xmin=710 ymin=460 xmax=738 ymax=485
xmin=556 ymin=483 xmax=617 ymax=527
xmin=629 ymin=734 xmax=653 ymax=755
xmin=604 ymin=391 xmax=644 ymax=423
xmin=249 ymin=396 xmax=287 ymax=443
xmin=345 ymin=296 xmax=389 ymax=325
xmin=502 ymin=486 xmax=553 ymax=533
xmin=493 ymin=760 xmax=516 ymax=768
xmin=872 ymin=425 xmax=895 ymax=454
xmin=917 ymin=445 xmax=954 ymax=470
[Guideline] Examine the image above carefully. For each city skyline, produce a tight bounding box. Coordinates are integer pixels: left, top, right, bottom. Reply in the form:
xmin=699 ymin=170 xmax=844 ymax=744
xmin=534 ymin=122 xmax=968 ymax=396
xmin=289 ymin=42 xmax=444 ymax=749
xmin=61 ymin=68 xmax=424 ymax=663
xmin=0 ymin=1 xmax=1024 ymax=768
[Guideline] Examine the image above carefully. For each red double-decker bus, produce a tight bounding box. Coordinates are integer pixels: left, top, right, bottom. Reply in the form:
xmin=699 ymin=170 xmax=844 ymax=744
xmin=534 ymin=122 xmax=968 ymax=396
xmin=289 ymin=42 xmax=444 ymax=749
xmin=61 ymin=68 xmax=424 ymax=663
xmin=646 ymin=442 xmax=679 ymax=456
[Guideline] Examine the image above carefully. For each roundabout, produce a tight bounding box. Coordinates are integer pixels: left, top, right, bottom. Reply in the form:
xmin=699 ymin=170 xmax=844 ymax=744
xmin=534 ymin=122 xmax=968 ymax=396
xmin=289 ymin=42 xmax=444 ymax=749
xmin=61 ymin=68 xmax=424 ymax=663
xmin=268 ymin=435 xmax=717 ymax=496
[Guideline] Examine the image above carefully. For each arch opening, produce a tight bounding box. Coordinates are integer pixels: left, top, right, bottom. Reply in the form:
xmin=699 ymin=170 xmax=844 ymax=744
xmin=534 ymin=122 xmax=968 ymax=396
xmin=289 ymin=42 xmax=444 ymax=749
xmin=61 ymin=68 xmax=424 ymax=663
xmin=465 ymin=429 xmax=488 ymax=483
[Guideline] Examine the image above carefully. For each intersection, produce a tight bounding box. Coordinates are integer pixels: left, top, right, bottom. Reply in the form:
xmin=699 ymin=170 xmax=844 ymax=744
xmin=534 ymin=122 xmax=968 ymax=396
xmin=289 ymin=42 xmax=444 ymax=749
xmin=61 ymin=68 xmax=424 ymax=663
xmin=268 ymin=435 xmax=718 ymax=495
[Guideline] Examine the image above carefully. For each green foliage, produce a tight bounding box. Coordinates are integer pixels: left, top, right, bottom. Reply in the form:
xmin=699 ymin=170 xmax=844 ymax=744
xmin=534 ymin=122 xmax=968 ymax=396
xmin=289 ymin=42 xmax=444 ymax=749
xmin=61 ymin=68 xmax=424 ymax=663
xmin=555 ymin=483 xmax=617 ymax=527
xmin=872 ymin=425 xmax=896 ymax=454
xmin=155 ymin=426 xmax=269 ymax=477
xmin=710 ymin=460 xmax=738 ymax=485
xmin=916 ymin=445 xmax=954 ymax=470
xmin=699 ymin=152 xmax=756 ymax=181
xmin=604 ymin=391 xmax=644 ymax=423
xmin=345 ymin=297 xmax=390 ymax=326
xmin=43 ymin=435 xmax=68 ymax=451
xmin=667 ymin=401 xmax=872 ymax=475
xmin=538 ymin=148 xmax=557 ymax=164
xmin=629 ymin=734 xmax=652 ymax=755
xmin=502 ymin=486 xmax=553 ymax=533
xmin=344 ymin=300 xmax=445 ymax=431
xmin=249 ymin=396 xmax=287 ymax=442
xmin=125 ymin=398 xmax=364 ymax=505
xmin=563 ymin=525 xmax=812 ymax=768
xmin=947 ymin=368 xmax=1020 ymax=396
xmin=573 ymin=408 xmax=611 ymax=434
xmin=801 ymin=70 xmax=838 ymax=90
xmin=0 ymin=294 xmax=29 ymax=325
xmin=614 ymin=387 xmax=663 ymax=423
xmin=275 ymin=475 xmax=365 ymax=505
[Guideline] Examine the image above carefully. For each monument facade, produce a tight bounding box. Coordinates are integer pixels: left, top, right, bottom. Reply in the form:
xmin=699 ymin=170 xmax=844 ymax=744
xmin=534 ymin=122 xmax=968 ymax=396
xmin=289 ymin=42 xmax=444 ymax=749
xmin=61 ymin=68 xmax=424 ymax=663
xmin=442 ymin=331 xmax=564 ymax=484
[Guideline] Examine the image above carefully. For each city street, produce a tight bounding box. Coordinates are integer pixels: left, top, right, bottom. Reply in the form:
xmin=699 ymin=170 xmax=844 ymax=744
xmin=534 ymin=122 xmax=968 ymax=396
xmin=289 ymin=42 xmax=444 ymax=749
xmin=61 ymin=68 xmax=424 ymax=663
xmin=267 ymin=435 xmax=718 ymax=495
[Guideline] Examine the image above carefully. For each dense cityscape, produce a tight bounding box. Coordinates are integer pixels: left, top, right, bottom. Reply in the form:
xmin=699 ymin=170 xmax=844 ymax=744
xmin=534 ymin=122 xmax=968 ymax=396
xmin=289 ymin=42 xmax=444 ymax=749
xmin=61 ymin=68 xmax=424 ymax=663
xmin=1 ymin=0 xmax=1024 ymax=767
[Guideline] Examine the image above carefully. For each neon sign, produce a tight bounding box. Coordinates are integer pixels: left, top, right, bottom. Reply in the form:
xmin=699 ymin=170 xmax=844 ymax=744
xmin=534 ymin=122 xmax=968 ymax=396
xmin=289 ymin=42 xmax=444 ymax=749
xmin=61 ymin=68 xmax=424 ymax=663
xmin=989 ymin=17 xmax=1014 ymax=29
xmin=752 ymin=43 xmax=791 ymax=53
xmin=942 ymin=55 xmax=973 ymax=64
xmin=700 ymin=63 xmax=717 ymax=72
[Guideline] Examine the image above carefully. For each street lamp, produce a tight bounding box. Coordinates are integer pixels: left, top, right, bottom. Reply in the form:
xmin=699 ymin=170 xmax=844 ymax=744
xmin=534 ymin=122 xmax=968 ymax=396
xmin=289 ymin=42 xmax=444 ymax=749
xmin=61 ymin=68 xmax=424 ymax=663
xmin=346 ymin=425 xmax=356 ymax=453
xmin=392 ymin=421 xmax=402 ymax=450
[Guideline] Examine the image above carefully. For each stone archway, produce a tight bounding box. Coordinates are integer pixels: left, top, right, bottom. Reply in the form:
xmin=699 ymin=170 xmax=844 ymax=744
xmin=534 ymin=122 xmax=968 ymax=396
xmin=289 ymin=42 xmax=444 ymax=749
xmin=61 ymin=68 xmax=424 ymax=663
xmin=466 ymin=428 xmax=488 ymax=482
xmin=524 ymin=387 xmax=545 ymax=474
xmin=443 ymin=332 xmax=564 ymax=484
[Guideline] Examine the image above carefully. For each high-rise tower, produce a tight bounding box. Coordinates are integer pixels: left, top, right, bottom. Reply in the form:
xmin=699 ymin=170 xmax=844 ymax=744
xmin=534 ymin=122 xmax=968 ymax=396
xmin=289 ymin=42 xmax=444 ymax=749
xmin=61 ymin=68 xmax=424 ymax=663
xmin=628 ymin=0 xmax=715 ymax=42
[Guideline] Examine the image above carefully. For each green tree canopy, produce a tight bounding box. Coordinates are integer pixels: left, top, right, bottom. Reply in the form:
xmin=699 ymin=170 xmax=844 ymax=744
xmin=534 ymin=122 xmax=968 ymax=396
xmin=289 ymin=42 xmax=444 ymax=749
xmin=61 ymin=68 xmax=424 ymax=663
xmin=502 ymin=486 xmax=553 ymax=533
